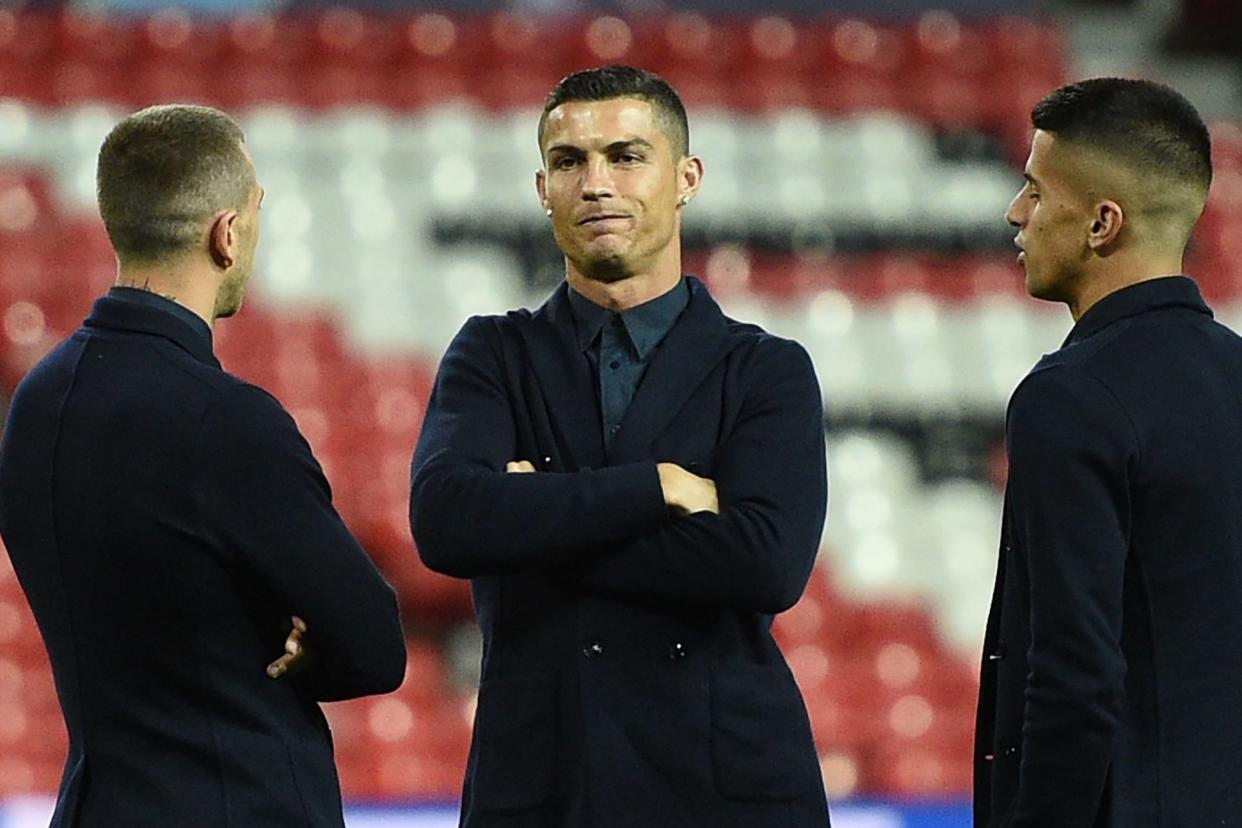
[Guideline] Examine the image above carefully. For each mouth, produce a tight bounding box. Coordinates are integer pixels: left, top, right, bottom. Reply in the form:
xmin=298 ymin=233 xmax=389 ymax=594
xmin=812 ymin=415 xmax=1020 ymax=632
xmin=577 ymin=213 xmax=630 ymax=226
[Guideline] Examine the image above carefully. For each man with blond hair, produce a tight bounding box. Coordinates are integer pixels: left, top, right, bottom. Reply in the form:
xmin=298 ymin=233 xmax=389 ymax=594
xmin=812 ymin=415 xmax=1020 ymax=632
xmin=0 ymin=104 xmax=406 ymax=828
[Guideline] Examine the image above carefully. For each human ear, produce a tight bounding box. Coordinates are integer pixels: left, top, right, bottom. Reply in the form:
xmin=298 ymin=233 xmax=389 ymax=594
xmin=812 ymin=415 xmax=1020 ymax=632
xmin=535 ymin=169 xmax=551 ymax=217
xmin=677 ymin=155 xmax=704 ymax=208
xmin=1087 ymin=200 xmax=1124 ymax=251
xmin=208 ymin=210 xmax=239 ymax=269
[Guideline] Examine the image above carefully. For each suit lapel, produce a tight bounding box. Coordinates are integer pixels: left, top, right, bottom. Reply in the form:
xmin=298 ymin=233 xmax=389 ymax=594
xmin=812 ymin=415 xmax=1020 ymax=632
xmin=609 ymin=277 xmax=732 ymax=462
xmin=517 ymin=284 xmax=606 ymax=469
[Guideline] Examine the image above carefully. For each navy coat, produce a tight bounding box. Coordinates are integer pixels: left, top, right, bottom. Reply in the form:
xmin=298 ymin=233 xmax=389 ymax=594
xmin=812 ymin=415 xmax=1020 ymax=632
xmin=975 ymin=277 xmax=1242 ymax=826
xmin=410 ymin=277 xmax=831 ymax=828
xmin=0 ymin=293 xmax=406 ymax=828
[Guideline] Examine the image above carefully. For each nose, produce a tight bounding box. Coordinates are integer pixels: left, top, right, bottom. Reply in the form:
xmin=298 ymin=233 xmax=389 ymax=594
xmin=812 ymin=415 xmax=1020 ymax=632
xmin=1005 ymin=189 xmax=1025 ymax=229
xmin=581 ymin=157 xmax=615 ymax=201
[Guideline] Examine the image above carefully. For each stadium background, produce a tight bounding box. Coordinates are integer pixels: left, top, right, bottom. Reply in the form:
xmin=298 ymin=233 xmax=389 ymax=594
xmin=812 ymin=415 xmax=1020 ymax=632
xmin=0 ymin=0 xmax=1238 ymax=825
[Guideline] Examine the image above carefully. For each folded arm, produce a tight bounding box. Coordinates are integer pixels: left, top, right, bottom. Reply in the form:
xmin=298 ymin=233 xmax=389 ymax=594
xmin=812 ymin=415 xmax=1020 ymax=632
xmin=198 ymin=384 xmax=407 ymax=702
xmin=570 ymin=339 xmax=828 ymax=614
xmin=409 ymin=316 xmax=670 ymax=578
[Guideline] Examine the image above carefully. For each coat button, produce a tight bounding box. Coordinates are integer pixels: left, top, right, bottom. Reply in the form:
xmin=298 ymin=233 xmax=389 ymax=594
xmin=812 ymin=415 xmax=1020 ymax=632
xmin=667 ymin=642 xmax=688 ymax=660
xmin=583 ymin=640 xmax=604 ymax=659
xmin=987 ymin=645 xmax=1006 ymax=661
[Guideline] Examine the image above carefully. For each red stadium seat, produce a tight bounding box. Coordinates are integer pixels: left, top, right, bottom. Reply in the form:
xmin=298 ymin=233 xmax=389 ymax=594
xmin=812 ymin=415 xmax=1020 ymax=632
xmin=54 ymin=12 xmax=142 ymax=68
xmin=867 ymin=740 xmax=973 ymax=795
xmin=0 ymin=11 xmax=58 ymax=65
xmin=570 ymin=15 xmax=656 ymax=70
xmin=308 ymin=7 xmax=405 ymax=69
xmin=138 ymin=10 xmax=228 ymax=66
xmin=808 ymin=18 xmax=907 ymax=116
xmin=908 ymin=11 xmax=992 ymax=79
xmin=0 ymin=596 xmax=46 ymax=665
xmin=225 ymin=13 xmax=314 ymax=70
xmin=482 ymin=11 xmax=573 ymax=77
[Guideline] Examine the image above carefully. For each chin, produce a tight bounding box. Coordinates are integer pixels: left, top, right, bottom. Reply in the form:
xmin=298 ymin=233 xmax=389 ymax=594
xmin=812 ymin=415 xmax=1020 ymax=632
xmin=1025 ymin=272 xmax=1069 ymax=305
xmin=578 ymin=253 xmax=634 ymax=283
xmin=213 ymin=291 xmax=246 ymax=319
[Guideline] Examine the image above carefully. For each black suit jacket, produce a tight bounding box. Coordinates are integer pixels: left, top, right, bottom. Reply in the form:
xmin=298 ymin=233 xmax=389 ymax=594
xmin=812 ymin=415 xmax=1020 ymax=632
xmin=975 ymin=277 xmax=1242 ymax=827
xmin=0 ymin=293 xmax=406 ymax=828
xmin=410 ymin=277 xmax=830 ymax=828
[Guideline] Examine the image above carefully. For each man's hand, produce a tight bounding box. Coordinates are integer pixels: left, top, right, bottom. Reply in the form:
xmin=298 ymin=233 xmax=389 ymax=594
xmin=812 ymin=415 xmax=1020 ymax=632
xmin=266 ymin=615 xmax=308 ymax=679
xmin=657 ymin=463 xmax=719 ymax=516
xmin=509 ymin=459 xmax=718 ymax=515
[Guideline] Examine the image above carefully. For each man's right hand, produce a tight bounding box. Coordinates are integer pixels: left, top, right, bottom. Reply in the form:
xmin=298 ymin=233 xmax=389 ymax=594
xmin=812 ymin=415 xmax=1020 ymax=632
xmin=266 ymin=615 xmax=309 ymax=679
xmin=657 ymin=463 xmax=719 ymax=516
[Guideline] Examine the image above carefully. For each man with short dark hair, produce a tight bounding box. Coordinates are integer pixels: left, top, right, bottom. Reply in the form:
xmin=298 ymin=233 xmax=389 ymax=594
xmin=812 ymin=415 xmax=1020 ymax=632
xmin=0 ymin=104 xmax=406 ymax=828
xmin=410 ymin=65 xmax=831 ymax=827
xmin=974 ymin=78 xmax=1239 ymax=827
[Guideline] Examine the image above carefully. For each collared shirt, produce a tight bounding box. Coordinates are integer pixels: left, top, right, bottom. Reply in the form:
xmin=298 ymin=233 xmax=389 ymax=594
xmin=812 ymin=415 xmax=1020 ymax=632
xmin=1061 ymin=275 xmax=1209 ymax=348
xmin=567 ymin=277 xmax=690 ymax=448
xmin=108 ymin=286 xmax=214 ymax=352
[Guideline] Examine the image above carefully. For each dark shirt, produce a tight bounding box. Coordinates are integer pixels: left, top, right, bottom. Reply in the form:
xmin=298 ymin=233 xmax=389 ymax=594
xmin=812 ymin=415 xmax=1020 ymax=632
xmin=567 ymin=278 xmax=689 ymax=449
xmin=109 ymin=286 xmax=213 ymax=351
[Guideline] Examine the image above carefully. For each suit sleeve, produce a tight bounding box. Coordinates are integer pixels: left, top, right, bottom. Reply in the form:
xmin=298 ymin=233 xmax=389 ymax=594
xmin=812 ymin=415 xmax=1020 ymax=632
xmin=409 ymin=316 xmax=670 ymax=578
xmin=197 ymin=384 xmax=406 ymax=702
xmin=571 ymin=338 xmax=828 ymax=614
xmin=1006 ymin=367 xmax=1133 ymax=827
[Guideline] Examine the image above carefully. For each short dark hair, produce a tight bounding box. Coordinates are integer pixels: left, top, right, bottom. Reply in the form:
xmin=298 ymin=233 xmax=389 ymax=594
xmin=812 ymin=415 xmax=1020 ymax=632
xmin=97 ymin=104 xmax=255 ymax=263
xmin=1031 ymin=78 xmax=1212 ymax=196
xmin=538 ymin=65 xmax=690 ymax=158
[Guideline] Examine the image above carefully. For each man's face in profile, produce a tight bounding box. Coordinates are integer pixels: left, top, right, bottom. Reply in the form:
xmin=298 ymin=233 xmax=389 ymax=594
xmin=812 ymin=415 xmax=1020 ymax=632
xmin=1006 ymin=130 xmax=1093 ymax=305
xmin=214 ymin=155 xmax=263 ymax=320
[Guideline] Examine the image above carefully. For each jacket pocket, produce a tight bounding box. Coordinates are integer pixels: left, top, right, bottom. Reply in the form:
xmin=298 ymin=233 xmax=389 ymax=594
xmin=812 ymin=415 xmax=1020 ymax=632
xmin=710 ymin=665 xmax=814 ymax=801
xmin=473 ymin=673 xmax=557 ymax=812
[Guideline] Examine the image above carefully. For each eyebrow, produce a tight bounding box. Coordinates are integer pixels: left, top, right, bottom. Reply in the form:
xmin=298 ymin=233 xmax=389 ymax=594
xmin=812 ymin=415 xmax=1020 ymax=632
xmin=545 ymin=138 xmax=656 ymax=157
xmin=1023 ymin=172 xmax=1041 ymax=188
xmin=608 ymin=138 xmax=655 ymax=153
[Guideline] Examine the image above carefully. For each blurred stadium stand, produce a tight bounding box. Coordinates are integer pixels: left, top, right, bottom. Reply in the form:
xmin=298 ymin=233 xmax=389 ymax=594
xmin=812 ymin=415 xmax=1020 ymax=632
xmin=0 ymin=2 xmax=1239 ymax=820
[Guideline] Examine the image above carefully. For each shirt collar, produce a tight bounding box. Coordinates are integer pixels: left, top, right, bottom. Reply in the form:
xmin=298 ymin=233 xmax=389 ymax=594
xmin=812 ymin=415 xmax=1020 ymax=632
xmin=1063 ymin=275 xmax=1211 ymax=347
xmin=107 ymin=287 xmax=214 ymax=351
xmin=567 ymin=277 xmax=690 ymax=359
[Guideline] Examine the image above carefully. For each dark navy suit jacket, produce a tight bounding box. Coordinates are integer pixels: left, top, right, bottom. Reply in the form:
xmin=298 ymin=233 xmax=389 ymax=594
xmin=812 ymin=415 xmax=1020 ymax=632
xmin=0 ymin=291 xmax=406 ymax=828
xmin=410 ymin=277 xmax=830 ymax=828
xmin=975 ymin=277 xmax=1242 ymax=827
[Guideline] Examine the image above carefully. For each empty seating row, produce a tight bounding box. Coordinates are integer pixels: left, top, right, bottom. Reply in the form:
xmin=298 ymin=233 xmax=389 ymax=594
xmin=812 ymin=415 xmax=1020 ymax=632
xmin=0 ymin=10 xmax=1064 ymax=156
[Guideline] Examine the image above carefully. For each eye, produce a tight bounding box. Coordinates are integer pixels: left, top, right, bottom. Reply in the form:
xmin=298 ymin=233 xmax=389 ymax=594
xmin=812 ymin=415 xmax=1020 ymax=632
xmin=615 ymin=152 xmax=642 ymax=164
xmin=552 ymin=156 xmax=579 ymax=171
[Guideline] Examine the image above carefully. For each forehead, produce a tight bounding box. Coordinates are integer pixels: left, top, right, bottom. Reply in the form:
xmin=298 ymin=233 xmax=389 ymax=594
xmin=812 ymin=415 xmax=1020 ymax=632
xmin=541 ymin=97 xmax=668 ymax=153
xmin=1028 ymin=130 xmax=1057 ymax=173
xmin=1026 ymin=129 xmax=1079 ymax=189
